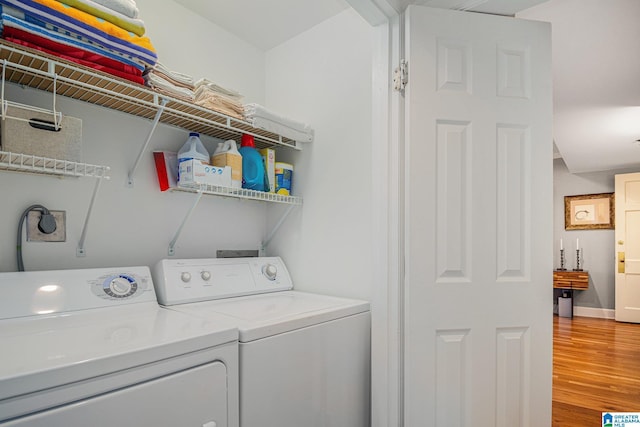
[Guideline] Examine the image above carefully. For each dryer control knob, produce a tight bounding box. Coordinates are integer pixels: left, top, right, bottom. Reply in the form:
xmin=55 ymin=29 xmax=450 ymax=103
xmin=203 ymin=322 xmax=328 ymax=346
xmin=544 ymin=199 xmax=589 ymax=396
xmin=201 ymin=271 xmax=211 ymax=281
xmin=262 ymin=264 xmax=278 ymax=281
xmin=181 ymin=272 xmax=192 ymax=283
xmin=102 ymin=274 xmax=138 ymax=298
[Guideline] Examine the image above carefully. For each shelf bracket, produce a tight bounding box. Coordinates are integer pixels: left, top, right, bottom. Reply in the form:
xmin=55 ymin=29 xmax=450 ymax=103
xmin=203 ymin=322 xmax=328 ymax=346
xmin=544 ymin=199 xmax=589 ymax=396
xmin=1 ymin=59 xmax=6 ymax=120
xmin=168 ymin=191 xmax=204 ymax=256
xmin=261 ymin=204 xmax=297 ymax=254
xmin=51 ymin=71 xmax=61 ymax=130
xmin=76 ymin=178 xmax=103 ymax=257
xmin=127 ymin=96 xmax=168 ymax=188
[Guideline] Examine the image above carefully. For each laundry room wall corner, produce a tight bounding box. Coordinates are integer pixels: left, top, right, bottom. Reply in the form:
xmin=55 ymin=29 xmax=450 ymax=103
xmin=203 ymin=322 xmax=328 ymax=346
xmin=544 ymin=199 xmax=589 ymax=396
xmin=263 ymin=8 xmax=375 ymax=301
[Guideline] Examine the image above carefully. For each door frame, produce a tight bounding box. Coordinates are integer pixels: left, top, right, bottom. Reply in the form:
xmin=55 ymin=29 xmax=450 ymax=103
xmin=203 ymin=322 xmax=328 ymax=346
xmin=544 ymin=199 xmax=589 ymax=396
xmin=344 ymin=1 xmax=403 ymax=426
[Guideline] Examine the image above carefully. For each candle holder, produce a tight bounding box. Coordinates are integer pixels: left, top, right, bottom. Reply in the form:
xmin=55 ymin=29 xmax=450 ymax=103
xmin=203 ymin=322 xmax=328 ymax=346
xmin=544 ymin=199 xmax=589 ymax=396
xmin=573 ymin=249 xmax=583 ymax=271
xmin=558 ymin=248 xmax=567 ymax=270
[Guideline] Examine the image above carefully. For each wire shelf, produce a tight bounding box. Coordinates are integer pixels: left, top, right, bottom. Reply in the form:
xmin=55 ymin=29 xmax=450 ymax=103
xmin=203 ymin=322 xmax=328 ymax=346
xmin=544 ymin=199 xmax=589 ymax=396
xmin=0 ymin=151 xmax=110 ymax=179
xmin=174 ymin=183 xmax=302 ymax=205
xmin=0 ymin=40 xmax=303 ymax=151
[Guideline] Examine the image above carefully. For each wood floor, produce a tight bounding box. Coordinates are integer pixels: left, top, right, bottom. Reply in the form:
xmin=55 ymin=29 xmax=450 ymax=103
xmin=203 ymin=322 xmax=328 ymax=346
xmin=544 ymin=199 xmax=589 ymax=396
xmin=553 ymin=315 xmax=640 ymax=426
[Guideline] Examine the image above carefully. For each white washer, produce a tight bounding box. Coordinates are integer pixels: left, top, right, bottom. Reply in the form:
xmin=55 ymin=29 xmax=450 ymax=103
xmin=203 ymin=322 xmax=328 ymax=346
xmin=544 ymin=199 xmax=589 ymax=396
xmin=153 ymin=257 xmax=371 ymax=427
xmin=0 ymin=266 xmax=239 ymax=427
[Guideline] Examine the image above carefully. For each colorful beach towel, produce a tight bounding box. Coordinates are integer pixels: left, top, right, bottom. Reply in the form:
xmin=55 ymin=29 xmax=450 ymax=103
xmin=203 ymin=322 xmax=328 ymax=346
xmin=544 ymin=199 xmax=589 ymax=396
xmin=32 ymin=0 xmax=152 ymax=49
xmin=53 ymin=0 xmax=145 ymax=36
xmin=4 ymin=30 xmax=144 ymax=84
xmin=0 ymin=0 xmax=156 ymax=65
xmin=1 ymin=12 xmax=144 ymax=72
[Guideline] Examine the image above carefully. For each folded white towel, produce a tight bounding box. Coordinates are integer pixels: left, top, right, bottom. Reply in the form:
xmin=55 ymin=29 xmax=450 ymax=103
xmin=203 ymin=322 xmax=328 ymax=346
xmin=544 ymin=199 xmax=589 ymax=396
xmin=151 ymin=62 xmax=194 ymax=88
xmin=145 ymin=73 xmax=194 ymax=100
xmin=244 ymin=103 xmax=312 ymax=136
xmin=195 ymin=78 xmax=242 ymax=100
xmin=250 ymin=116 xmax=314 ymax=143
xmin=91 ymin=0 xmax=139 ymax=19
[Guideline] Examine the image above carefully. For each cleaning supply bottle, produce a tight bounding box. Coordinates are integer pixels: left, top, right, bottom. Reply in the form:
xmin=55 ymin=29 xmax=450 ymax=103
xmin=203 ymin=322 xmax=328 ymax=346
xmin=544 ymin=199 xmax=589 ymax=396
xmin=177 ymin=132 xmax=209 ymax=183
xmin=239 ymin=134 xmax=267 ymax=191
xmin=212 ymin=141 xmax=224 ymax=157
xmin=212 ymin=139 xmax=242 ymax=188
xmin=178 ymin=132 xmax=209 ymax=164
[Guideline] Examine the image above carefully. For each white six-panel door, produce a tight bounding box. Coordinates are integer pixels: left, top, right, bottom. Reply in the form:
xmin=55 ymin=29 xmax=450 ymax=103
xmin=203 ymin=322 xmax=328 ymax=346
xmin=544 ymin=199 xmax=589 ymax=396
xmin=615 ymin=172 xmax=640 ymax=323
xmin=404 ymin=6 xmax=552 ymax=426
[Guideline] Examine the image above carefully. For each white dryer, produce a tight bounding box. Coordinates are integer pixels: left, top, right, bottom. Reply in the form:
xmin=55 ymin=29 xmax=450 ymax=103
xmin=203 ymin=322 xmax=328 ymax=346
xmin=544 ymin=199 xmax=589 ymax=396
xmin=153 ymin=257 xmax=371 ymax=427
xmin=0 ymin=266 xmax=239 ymax=427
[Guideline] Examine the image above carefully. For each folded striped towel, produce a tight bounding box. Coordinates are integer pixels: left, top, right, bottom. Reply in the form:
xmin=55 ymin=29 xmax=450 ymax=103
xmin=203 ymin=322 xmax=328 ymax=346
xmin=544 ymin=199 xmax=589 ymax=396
xmin=54 ymin=0 xmax=145 ymax=36
xmin=30 ymin=0 xmax=154 ymax=52
xmin=3 ymin=25 xmax=144 ymax=83
xmin=1 ymin=12 xmax=144 ymax=72
xmin=0 ymin=0 xmax=157 ymax=65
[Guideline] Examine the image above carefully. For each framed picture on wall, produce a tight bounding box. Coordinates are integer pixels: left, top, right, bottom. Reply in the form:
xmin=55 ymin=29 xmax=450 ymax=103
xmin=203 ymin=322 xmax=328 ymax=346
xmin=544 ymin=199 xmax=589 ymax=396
xmin=564 ymin=193 xmax=615 ymax=230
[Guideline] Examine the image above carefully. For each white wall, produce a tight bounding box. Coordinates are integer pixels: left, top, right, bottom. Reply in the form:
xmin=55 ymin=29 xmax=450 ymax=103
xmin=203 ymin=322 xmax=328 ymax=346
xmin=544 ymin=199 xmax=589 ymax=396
xmin=0 ymin=1 xmax=269 ymax=272
xmin=553 ymin=158 xmax=638 ymax=310
xmin=263 ymin=9 xmax=375 ymax=300
xmin=0 ymin=2 xmax=376 ymax=300
xmin=136 ymin=0 xmax=266 ymax=104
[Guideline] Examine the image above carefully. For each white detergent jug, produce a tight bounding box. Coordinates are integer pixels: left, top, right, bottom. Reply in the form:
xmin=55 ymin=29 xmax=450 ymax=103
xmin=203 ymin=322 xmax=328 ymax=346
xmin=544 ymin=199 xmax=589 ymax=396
xmin=211 ymin=139 xmax=242 ymax=188
xmin=178 ymin=132 xmax=209 ymax=164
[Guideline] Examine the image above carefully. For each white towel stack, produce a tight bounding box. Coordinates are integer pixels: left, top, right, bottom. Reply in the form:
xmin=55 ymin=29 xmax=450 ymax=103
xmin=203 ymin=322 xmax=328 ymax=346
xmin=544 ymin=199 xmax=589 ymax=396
xmin=193 ymin=78 xmax=244 ymax=119
xmin=243 ymin=103 xmax=313 ymax=143
xmin=143 ymin=62 xmax=195 ymax=101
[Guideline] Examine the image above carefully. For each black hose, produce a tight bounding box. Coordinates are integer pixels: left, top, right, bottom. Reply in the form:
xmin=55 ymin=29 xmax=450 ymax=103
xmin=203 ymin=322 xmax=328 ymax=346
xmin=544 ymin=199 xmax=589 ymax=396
xmin=17 ymin=204 xmax=51 ymax=272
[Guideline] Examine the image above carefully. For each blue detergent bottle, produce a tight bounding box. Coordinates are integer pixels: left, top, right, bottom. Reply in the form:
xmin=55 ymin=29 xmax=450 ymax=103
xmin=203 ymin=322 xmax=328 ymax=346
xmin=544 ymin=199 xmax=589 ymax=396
xmin=239 ymin=134 xmax=267 ymax=191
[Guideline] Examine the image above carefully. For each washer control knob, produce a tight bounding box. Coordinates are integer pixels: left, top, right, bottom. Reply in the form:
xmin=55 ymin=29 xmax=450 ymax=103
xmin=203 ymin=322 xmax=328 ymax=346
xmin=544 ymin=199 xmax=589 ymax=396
xmin=181 ymin=272 xmax=192 ymax=283
xmin=262 ymin=263 xmax=278 ymax=281
xmin=110 ymin=277 xmax=132 ymax=295
xmin=201 ymin=271 xmax=211 ymax=281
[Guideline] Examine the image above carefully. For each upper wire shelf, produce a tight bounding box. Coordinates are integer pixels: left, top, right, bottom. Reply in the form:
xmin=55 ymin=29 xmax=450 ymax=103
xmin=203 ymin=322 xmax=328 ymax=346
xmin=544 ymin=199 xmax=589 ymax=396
xmin=0 ymin=40 xmax=301 ymax=151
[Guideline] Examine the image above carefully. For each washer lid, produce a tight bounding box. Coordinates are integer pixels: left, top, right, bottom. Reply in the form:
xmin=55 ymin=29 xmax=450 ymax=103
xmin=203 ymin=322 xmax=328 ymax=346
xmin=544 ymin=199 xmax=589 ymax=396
xmin=171 ymin=291 xmax=370 ymax=342
xmin=0 ymin=303 xmax=237 ymax=401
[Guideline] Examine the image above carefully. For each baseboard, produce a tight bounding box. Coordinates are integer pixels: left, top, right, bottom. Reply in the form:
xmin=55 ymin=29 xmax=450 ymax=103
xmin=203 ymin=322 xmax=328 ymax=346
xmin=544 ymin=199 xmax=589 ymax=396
xmin=574 ymin=306 xmax=615 ymax=319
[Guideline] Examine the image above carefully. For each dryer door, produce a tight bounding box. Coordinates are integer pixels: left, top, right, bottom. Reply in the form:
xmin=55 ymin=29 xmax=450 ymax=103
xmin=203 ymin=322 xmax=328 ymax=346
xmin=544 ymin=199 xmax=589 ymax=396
xmin=4 ymin=361 xmax=229 ymax=427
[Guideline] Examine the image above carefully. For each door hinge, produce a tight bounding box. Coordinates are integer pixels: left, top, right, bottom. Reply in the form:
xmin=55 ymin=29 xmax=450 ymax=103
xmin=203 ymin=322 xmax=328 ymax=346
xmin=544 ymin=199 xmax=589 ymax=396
xmin=393 ymin=59 xmax=408 ymax=92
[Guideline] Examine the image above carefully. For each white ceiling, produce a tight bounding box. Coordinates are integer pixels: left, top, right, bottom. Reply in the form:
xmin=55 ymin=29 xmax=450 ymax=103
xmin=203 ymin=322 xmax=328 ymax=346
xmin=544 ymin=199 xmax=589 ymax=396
xmin=402 ymin=0 xmax=548 ymax=15
xmin=171 ymin=0 xmax=351 ymax=51
xmin=170 ymin=0 xmax=547 ymax=51
xmin=174 ymin=0 xmax=640 ymax=174
xmin=518 ymin=0 xmax=640 ymax=173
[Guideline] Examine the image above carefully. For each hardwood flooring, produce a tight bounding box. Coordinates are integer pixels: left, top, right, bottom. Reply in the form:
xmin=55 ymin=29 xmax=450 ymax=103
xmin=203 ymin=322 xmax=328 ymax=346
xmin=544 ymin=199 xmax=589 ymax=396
xmin=553 ymin=315 xmax=640 ymax=426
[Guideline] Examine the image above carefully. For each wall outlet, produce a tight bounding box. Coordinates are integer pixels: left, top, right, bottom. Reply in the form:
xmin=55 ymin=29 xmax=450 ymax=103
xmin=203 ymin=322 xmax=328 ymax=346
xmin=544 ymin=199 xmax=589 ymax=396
xmin=27 ymin=210 xmax=66 ymax=242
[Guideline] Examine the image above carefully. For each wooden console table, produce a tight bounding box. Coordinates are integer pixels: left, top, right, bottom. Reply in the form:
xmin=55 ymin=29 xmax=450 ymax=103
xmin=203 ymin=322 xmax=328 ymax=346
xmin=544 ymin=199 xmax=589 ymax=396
xmin=553 ymin=270 xmax=589 ymax=318
xmin=553 ymin=270 xmax=589 ymax=290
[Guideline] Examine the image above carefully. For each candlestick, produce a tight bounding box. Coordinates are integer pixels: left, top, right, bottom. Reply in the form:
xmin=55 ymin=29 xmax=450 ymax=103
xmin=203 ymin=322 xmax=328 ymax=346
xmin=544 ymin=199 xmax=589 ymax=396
xmin=573 ymin=248 xmax=583 ymax=271
xmin=558 ymin=248 xmax=566 ymax=270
